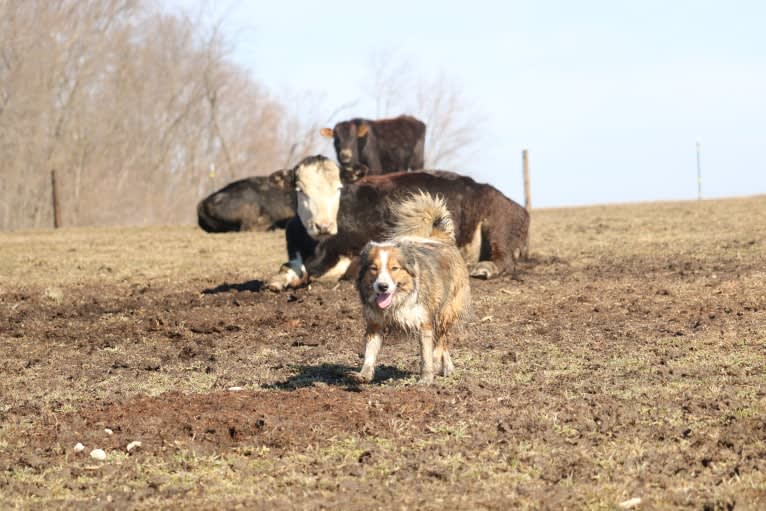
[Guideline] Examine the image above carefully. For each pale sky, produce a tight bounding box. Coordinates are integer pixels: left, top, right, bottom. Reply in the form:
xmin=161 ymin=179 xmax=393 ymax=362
xmin=168 ymin=0 xmax=766 ymax=207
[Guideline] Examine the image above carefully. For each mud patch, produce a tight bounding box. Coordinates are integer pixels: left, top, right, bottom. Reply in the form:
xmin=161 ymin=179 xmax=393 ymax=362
xmin=2 ymin=197 xmax=766 ymax=509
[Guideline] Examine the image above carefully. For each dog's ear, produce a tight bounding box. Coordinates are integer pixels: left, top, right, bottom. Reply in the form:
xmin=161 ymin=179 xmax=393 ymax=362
xmin=355 ymin=244 xmax=373 ymax=290
xmin=269 ymin=168 xmax=294 ymax=190
xmin=396 ymin=246 xmax=418 ymax=277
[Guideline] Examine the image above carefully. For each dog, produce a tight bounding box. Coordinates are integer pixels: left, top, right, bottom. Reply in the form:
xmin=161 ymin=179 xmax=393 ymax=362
xmin=350 ymin=192 xmax=471 ymax=384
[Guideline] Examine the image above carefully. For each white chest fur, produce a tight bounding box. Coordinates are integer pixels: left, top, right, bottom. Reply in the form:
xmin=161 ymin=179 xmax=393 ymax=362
xmin=364 ymin=290 xmax=427 ymax=332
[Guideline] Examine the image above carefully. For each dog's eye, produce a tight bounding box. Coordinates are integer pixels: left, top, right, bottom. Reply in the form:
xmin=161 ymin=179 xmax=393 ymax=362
xmin=368 ymin=265 xmax=378 ymax=273
xmin=391 ymin=266 xmax=401 ymax=272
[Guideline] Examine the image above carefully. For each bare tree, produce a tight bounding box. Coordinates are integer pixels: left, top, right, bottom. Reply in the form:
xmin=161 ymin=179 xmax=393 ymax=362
xmin=359 ymin=51 xmax=485 ymax=169
xmin=280 ymin=93 xmax=359 ymax=169
xmin=0 ymin=0 xmax=322 ymax=229
xmin=413 ymin=71 xmax=484 ymax=169
xmin=364 ymin=49 xmax=414 ymax=118
xmin=1 ymin=3 xmax=485 ymax=230
xmin=0 ymin=0 xmax=141 ymax=229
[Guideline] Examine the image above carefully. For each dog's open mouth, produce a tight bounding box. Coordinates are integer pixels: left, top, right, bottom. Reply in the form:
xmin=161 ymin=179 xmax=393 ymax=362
xmin=375 ymin=292 xmax=393 ymax=309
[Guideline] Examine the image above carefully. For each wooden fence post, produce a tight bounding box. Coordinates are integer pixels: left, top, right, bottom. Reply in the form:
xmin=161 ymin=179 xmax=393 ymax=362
xmin=208 ymin=163 xmax=217 ymax=194
xmin=521 ymin=149 xmax=531 ymax=260
xmin=522 ymin=149 xmax=531 ymax=212
xmin=696 ymin=140 xmax=702 ymax=200
xmin=51 ymin=169 xmax=61 ymax=229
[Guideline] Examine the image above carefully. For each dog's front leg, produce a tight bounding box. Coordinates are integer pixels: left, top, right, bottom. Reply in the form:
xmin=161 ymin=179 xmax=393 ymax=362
xmin=418 ymin=326 xmax=435 ymax=384
xmin=349 ymin=328 xmax=382 ymax=383
xmin=435 ymin=333 xmax=455 ymax=377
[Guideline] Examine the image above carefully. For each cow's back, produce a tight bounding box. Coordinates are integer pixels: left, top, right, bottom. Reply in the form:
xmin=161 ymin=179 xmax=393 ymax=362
xmin=370 ymin=116 xmax=426 ymax=172
xmin=197 ymin=176 xmax=296 ymax=232
xmin=342 ymin=171 xmax=507 ymax=246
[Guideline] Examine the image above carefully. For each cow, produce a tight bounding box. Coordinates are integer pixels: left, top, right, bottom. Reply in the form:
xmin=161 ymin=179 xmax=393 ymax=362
xmin=266 ymin=155 xmax=529 ymax=291
xmin=197 ymin=174 xmax=296 ymax=233
xmin=320 ymin=115 xmax=426 ymax=174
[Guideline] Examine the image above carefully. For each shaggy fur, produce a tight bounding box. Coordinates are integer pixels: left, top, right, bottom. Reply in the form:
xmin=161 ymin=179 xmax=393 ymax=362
xmin=351 ymin=193 xmax=471 ymax=384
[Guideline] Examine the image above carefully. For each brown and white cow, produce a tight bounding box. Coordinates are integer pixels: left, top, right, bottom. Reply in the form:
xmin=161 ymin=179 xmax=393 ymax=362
xmin=197 ymin=174 xmax=296 ymax=232
xmin=266 ymin=155 xmax=529 ymax=291
xmin=320 ymin=115 xmax=426 ymax=174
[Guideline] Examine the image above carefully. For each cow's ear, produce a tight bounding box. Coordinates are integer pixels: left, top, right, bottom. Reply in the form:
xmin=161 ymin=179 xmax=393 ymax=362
xmin=269 ymin=168 xmax=294 ymax=190
xmin=341 ymin=163 xmax=368 ymax=183
xmin=357 ymin=123 xmax=369 ymax=138
xmin=320 ymin=127 xmax=333 ymax=138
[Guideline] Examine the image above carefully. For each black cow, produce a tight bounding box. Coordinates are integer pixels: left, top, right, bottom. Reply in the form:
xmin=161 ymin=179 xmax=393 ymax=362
xmin=197 ymin=174 xmax=296 ymax=232
xmin=266 ymin=155 xmax=529 ymax=291
xmin=320 ymin=115 xmax=426 ymax=174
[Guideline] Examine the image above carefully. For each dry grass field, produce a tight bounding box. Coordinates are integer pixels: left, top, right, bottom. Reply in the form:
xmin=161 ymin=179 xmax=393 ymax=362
xmin=1 ymin=196 xmax=765 ymax=510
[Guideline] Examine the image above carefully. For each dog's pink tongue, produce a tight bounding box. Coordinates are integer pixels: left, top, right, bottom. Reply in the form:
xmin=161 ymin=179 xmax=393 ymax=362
xmin=376 ymin=292 xmax=393 ymax=309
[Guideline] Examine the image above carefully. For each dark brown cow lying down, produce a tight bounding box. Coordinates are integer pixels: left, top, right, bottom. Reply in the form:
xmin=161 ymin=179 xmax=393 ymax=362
xmin=266 ymin=155 xmax=529 ymax=291
xmin=197 ymin=174 xmax=296 ymax=232
xmin=320 ymin=115 xmax=426 ymax=174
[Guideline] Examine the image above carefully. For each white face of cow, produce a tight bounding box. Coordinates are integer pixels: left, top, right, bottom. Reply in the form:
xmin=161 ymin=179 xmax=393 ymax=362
xmin=294 ymin=158 xmax=343 ymax=239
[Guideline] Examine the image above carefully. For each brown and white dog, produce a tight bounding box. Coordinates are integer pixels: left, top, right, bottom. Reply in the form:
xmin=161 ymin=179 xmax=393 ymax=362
xmin=350 ymin=192 xmax=471 ymax=384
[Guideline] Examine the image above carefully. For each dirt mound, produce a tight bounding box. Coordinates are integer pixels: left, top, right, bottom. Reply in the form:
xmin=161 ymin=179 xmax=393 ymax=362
xmin=23 ymin=387 xmax=444 ymax=457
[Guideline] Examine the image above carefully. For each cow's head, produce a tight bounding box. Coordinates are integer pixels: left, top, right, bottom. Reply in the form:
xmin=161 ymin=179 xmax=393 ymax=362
xmin=320 ymin=120 xmax=370 ymax=167
xmin=269 ymin=155 xmax=348 ymax=239
xmin=269 ymin=157 xmax=369 ymax=239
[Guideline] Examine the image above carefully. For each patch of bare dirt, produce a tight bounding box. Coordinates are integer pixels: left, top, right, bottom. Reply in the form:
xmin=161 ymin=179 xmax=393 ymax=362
xmin=2 ymin=197 xmax=765 ymax=509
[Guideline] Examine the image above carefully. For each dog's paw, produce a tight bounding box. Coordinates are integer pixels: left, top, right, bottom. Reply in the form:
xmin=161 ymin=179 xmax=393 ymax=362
xmin=439 ymin=352 xmax=456 ymax=377
xmin=345 ymin=370 xmax=373 ymax=383
xmin=417 ymin=373 xmax=435 ymax=385
xmin=470 ymin=261 xmax=499 ymax=280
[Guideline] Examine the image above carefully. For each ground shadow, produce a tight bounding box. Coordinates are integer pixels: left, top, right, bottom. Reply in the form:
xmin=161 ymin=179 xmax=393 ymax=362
xmin=202 ymin=280 xmax=265 ymax=294
xmin=521 ymin=254 xmax=569 ymax=268
xmin=264 ymin=363 xmax=412 ymax=391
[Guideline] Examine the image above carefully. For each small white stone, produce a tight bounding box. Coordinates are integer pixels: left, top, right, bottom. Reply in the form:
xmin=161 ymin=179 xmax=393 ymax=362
xmin=89 ymin=448 xmax=107 ymax=461
xmin=44 ymin=287 xmax=64 ymax=303
xmin=104 ymin=428 xmax=113 ymax=435
xmin=126 ymin=441 xmax=142 ymax=452
xmin=73 ymin=442 xmax=85 ymax=453
xmin=228 ymin=386 xmax=244 ymax=392
xmin=618 ymin=497 xmax=642 ymax=509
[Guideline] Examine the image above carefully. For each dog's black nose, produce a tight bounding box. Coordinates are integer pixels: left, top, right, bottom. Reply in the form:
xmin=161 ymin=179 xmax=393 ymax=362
xmin=376 ymin=282 xmax=388 ymax=292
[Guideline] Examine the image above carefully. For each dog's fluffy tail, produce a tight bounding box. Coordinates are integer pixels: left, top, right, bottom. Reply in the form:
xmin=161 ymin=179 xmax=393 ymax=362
xmin=389 ymin=191 xmax=456 ymax=243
